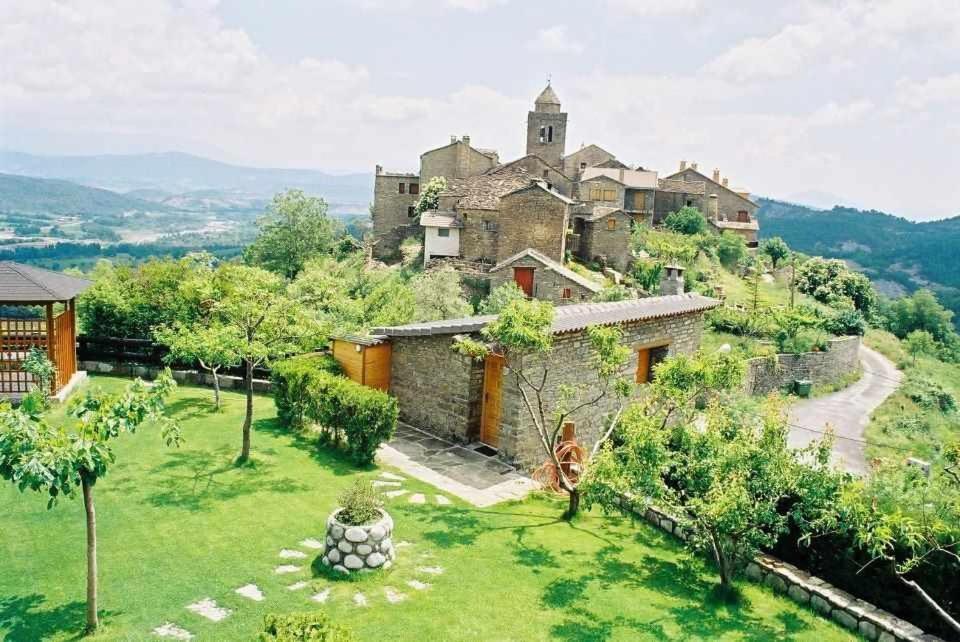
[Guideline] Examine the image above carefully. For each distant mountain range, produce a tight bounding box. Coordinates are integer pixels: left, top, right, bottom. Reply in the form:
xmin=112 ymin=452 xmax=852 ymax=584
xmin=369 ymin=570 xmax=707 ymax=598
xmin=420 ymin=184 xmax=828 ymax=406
xmin=756 ymin=197 xmax=960 ymax=318
xmin=0 ymin=150 xmax=373 ymax=208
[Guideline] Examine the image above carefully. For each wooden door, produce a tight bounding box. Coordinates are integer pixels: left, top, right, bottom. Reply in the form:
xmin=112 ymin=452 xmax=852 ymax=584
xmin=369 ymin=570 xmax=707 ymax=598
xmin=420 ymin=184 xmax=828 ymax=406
xmin=513 ymin=267 xmax=534 ymax=297
xmin=480 ymin=354 xmax=505 ymax=448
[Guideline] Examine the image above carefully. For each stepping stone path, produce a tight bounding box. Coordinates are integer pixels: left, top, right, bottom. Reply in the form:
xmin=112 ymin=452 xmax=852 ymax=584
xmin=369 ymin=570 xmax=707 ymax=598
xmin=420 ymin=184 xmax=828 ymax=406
xmin=384 ymin=587 xmax=408 ymax=603
xmin=186 ymin=598 xmax=231 ymax=622
xmin=379 ymin=472 xmax=406 ymax=481
xmin=287 ymin=581 xmax=308 ymax=591
xmin=353 ymin=592 xmax=368 ymax=607
xmin=435 ymin=495 xmax=451 ymax=505
xmin=409 ymin=493 xmax=426 ymax=504
xmin=154 ymin=622 xmax=194 ymax=640
xmin=372 ymin=480 xmax=402 ymax=488
xmin=384 ymin=489 xmax=409 ymax=499
xmin=279 ymin=549 xmax=307 ymax=559
xmin=395 ymin=540 xmax=413 ymax=549
xmin=274 ymin=565 xmax=302 ymax=574
xmin=235 ymin=584 xmax=264 ymax=602
xmin=417 ymin=566 xmax=445 ymax=575
xmin=300 ymin=538 xmax=324 ymax=549
xmin=311 ymin=588 xmax=332 ymax=604
xmin=407 ymin=579 xmax=431 ymax=591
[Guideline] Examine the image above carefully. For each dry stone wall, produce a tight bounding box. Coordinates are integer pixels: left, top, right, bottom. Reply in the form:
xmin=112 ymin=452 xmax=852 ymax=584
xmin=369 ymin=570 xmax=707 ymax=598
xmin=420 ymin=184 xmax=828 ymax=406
xmin=321 ymin=509 xmax=396 ymax=574
xmin=744 ymin=336 xmax=861 ymax=396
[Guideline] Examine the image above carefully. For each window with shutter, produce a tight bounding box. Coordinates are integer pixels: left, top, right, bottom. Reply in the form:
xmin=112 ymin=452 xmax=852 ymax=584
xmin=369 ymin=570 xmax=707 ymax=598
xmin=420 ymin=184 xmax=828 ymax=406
xmin=603 ymin=189 xmax=617 ymax=201
xmin=410 ymin=183 xmax=420 ymax=195
xmin=398 ymin=183 xmax=406 ymax=194
xmin=606 ymin=218 xmax=617 ymax=231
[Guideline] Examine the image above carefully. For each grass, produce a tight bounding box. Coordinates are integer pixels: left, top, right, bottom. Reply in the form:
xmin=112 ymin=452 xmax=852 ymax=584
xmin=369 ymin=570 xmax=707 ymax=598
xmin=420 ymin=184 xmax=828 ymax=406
xmin=0 ymin=375 xmax=858 ymax=641
xmin=865 ymin=329 xmax=960 ymax=466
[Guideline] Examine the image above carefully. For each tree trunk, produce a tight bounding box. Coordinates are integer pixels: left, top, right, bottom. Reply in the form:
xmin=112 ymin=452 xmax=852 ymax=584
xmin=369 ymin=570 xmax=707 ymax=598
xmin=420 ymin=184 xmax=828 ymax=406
xmin=563 ymin=487 xmax=581 ymax=521
xmin=240 ymin=359 xmax=253 ymax=462
xmin=898 ymin=574 xmax=960 ymax=637
xmin=81 ymin=475 xmax=99 ymax=632
xmin=708 ymin=529 xmax=732 ymax=586
xmin=212 ymin=369 xmax=221 ymax=410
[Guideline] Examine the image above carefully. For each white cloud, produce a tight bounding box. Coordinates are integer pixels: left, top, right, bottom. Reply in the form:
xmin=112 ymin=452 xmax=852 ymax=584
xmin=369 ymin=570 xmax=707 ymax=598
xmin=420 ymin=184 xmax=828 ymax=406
xmin=527 ymin=25 xmax=584 ymax=55
xmin=895 ymin=74 xmax=960 ymax=111
xmin=605 ymin=0 xmax=700 ymax=15
xmin=349 ymin=0 xmax=507 ymax=11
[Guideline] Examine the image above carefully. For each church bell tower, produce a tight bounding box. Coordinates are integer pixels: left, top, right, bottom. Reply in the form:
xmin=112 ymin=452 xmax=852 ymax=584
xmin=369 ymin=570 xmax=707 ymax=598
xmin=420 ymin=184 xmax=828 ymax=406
xmin=525 ymin=83 xmax=567 ymax=169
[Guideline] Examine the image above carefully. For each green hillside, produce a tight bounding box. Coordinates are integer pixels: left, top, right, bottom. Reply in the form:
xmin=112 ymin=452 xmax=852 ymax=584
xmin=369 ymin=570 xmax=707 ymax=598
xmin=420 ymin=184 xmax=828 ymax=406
xmin=756 ymin=197 xmax=960 ymax=320
xmin=0 ymin=172 xmax=169 ymax=216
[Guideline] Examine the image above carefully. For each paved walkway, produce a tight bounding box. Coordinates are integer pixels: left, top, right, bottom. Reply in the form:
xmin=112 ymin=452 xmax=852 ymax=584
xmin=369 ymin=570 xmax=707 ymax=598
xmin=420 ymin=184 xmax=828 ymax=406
xmin=787 ymin=345 xmax=902 ymax=475
xmin=377 ymin=423 xmax=538 ymax=507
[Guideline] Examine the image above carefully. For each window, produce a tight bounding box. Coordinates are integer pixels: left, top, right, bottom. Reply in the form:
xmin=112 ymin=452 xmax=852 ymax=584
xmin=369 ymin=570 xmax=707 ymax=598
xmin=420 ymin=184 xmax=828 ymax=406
xmin=547 ymin=125 xmax=553 ymax=143
xmin=407 ymin=206 xmax=416 ymax=217
xmin=636 ymin=344 xmax=670 ymax=384
xmin=589 ymin=187 xmax=603 ymax=201
xmin=482 ymin=220 xmax=498 ymax=232
xmin=410 ymin=183 xmax=420 ymax=195
xmin=606 ymin=218 xmax=617 ymax=231
xmin=737 ymin=210 xmax=750 ymax=223
xmin=542 ymin=170 xmax=549 ymax=178
xmin=539 ymin=126 xmax=546 ymax=143
xmin=398 ymin=183 xmax=406 ymax=194
xmin=437 ymin=228 xmax=450 ymax=237
xmin=561 ymin=287 xmax=572 ymax=300
xmin=580 ymin=162 xmax=587 ymax=170
xmin=603 ymin=189 xmax=617 ymax=202
xmin=686 ymin=199 xmax=693 ymax=207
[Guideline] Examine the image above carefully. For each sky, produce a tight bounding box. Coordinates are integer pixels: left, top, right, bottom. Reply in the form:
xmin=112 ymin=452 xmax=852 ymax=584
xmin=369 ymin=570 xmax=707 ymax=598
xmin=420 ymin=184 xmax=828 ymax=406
xmin=1 ymin=0 xmax=959 ymax=220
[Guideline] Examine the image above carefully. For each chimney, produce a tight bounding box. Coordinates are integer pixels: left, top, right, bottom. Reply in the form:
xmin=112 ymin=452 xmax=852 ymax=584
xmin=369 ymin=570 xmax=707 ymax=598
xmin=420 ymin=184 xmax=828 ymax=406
xmin=722 ymin=177 xmax=729 ymax=188
xmin=679 ymin=160 xmax=687 ymax=170
xmin=375 ymin=164 xmax=382 ymax=175
xmin=708 ymin=193 xmax=720 ymax=220
xmin=618 ymin=168 xmax=625 ymax=182
xmin=462 ymin=135 xmax=471 ymax=147
xmin=712 ymin=168 xmax=721 ymax=183
xmin=451 ymin=135 xmax=457 ymax=144
xmin=691 ymin=161 xmax=698 ymax=171
xmin=660 ymin=264 xmax=685 ymax=296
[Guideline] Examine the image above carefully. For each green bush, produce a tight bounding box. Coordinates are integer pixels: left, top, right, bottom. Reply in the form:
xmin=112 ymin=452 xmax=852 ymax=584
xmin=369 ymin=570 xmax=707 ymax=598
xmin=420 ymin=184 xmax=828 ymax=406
xmin=271 ymin=353 xmax=342 ymax=428
xmin=717 ymin=232 xmax=747 ymax=269
xmin=663 ymin=206 xmax=707 ymax=235
xmin=706 ymin=307 xmax=775 ymax=338
xmin=822 ymin=308 xmax=866 ymax=336
xmin=272 ymin=353 xmax=396 ymax=465
xmin=775 ymin=329 xmax=828 ymax=354
xmin=903 ymin=375 xmax=956 ymax=413
xmin=336 ymin=479 xmax=384 ymax=526
xmin=260 ymin=612 xmax=357 ymax=642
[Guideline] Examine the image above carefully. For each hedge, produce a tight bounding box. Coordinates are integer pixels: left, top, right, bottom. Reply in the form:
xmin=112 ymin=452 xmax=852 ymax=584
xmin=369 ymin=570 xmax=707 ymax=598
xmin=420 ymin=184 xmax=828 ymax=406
xmin=260 ymin=612 xmax=357 ymax=642
xmin=272 ymin=353 xmax=397 ymax=465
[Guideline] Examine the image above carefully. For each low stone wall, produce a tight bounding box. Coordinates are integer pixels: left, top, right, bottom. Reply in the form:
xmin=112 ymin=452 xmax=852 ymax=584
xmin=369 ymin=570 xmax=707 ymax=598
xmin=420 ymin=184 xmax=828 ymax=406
xmin=321 ymin=509 xmax=395 ymax=574
xmin=624 ymin=499 xmax=943 ymax=642
xmin=744 ymin=335 xmax=861 ymax=396
xmin=79 ymin=360 xmax=272 ymax=393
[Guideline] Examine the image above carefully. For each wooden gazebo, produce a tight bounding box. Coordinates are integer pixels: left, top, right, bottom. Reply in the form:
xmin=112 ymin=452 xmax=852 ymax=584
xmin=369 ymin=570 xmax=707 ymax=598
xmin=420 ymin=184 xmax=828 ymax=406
xmin=0 ymin=262 xmax=91 ymax=397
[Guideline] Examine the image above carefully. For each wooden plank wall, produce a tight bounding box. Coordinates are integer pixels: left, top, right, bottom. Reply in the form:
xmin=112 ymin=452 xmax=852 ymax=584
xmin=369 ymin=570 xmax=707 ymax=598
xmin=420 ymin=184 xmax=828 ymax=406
xmin=331 ymin=340 xmax=365 ymax=384
xmin=362 ymin=344 xmax=392 ymax=391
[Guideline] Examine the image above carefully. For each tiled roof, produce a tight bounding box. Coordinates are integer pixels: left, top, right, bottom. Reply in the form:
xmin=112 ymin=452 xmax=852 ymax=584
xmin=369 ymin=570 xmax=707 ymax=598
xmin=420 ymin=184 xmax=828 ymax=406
xmin=665 ymin=167 xmax=758 ymax=207
xmin=330 ymin=333 xmax=389 ymax=346
xmin=504 ymin=182 xmax=575 ymax=204
xmin=379 ymin=171 xmax=419 ymax=178
xmin=581 ymin=167 xmax=658 ymax=189
xmin=442 ymin=167 xmax=534 ymax=210
xmin=489 ymin=248 xmax=603 ymax=293
xmin=578 ymin=205 xmax=626 ymax=222
xmin=535 ymin=84 xmax=561 ymax=105
xmin=420 ymin=211 xmax=463 ymax=228
xmin=0 ymin=261 xmax=92 ymax=303
xmin=657 ymin=177 xmax=706 ymax=195
xmin=372 ymin=293 xmax=720 ymax=337
xmin=485 ymin=154 xmax=573 ymax=181
xmin=710 ymin=219 xmax=759 ymax=231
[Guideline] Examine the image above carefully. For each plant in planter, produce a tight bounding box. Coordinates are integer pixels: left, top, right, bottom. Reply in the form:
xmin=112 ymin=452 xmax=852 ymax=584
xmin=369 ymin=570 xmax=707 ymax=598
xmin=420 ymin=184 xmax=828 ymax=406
xmin=321 ymin=480 xmax=395 ymax=575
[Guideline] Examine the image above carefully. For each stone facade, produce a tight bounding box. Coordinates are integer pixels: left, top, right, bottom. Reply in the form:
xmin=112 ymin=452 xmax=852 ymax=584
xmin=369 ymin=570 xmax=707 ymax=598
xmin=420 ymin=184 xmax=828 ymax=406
xmin=321 ymin=509 xmax=396 ymax=574
xmin=420 ymin=137 xmax=498 ymax=184
xmin=387 ymin=334 xmax=485 ymax=443
xmin=655 ymin=166 xmax=758 ymax=226
xmin=488 ymin=253 xmax=599 ymax=305
xmin=631 ymin=502 xmax=943 ymax=642
xmin=372 ymin=169 xmax=420 ymax=259
xmin=562 ymin=144 xmax=618 ymax=180
xmin=526 ymin=85 xmax=567 ymax=168
xmin=494 ymin=185 xmax=569 ymax=264
xmin=494 ymin=154 xmax=573 ymax=196
xmin=744 ymin=336 xmax=861 ymax=395
xmin=498 ymin=311 xmax=706 ymax=471
xmin=574 ymin=210 xmax=633 ymax=272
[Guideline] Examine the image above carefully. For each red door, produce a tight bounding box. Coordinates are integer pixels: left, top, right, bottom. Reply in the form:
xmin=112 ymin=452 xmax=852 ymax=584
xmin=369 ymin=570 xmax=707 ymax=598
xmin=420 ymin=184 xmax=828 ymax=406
xmin=513 ymin=267 xmax=534 ymax=297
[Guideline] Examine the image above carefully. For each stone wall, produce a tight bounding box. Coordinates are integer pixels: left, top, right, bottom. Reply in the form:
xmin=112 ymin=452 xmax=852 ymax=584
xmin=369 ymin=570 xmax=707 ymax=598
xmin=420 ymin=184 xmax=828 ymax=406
xmin=499 ymin=311 xmax=706 ymax=471
xmin=372 ymin=171 xmax=420 ymax=259
xmin=577 ymin=212 xmax=632 ymax=272
xmin=420 ymin=138 xmax=497 ymax=183
xmin=627 ymin=502 xmax=943 ymax=642
xmin=744 ymin=336 xmax=861 ymax=396
xmin=578 ymin=175 xmax=626 ymax=210
xmin=657 ymin=168 xmax=758 ymax=224
xmin=502 ymin=155 xmax=572 ymax=196
xmin=493 ymin=186 xmax=569 ymax=264
xmin=79 ymin=360 xmax=272 ymax=393
xmin=458 ymin=207 xmax=502 ymax=263
xmin=562 ymin=145 xmax=617 ymax=180
xmin=488 ymin=254 xmax=596 ymax=306
xmin=526 ymin=109 xmax=567 ymax=168
xmin=387 ymin=335 xmax=484 ymax=443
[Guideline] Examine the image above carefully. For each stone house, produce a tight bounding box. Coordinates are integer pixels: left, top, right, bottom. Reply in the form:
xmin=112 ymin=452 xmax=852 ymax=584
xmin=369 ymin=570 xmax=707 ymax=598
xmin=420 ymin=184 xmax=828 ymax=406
xmin=570 ymin=206 xmax=634 ymax=272
xmin=369 ymin=293 xmax=719 ymax=471
xmin=487 ymin=248 xmax=602 ymax=304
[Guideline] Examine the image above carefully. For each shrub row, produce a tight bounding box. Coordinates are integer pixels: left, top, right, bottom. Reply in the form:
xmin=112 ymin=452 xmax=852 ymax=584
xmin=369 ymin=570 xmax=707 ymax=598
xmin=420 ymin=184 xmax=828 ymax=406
xmin=272 ymin=354 xmax=397 ymax=465
xmin=260 ymin=612 xmax=357 ymax=641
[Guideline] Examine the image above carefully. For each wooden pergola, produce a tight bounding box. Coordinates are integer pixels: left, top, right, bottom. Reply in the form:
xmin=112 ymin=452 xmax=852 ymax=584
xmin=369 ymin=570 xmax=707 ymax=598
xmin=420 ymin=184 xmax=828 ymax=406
xmin=0 ymin=261 xmax=91 ymax=397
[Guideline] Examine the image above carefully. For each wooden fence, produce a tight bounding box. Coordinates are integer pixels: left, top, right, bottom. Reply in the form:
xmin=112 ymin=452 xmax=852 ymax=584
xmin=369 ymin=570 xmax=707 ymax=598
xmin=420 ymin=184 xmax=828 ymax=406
xmin=0 ymin=311 xmax=78 ymax=394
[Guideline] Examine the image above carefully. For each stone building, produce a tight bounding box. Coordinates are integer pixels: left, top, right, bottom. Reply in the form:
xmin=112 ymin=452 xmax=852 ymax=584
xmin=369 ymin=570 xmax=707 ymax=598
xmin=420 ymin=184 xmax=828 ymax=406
xmin=569 ymin=206 xmax=633 ymax=272
xmin=487 ymin=248 xmax=602 ymax=304
xmin=370 ymin=293 xmax=719 ymax=471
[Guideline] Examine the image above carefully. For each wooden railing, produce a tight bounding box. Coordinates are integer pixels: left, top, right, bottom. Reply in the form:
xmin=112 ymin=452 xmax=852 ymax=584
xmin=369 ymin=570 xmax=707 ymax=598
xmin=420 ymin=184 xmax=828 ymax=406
xmin=52 ymin=308 xmax=76 ymax=390
xmin=0 ymin=318 xmax=46 ymax=394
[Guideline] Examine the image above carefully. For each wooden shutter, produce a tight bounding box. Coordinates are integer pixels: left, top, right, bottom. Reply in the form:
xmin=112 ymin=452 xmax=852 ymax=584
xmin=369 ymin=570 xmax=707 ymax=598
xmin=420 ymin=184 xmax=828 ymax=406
xmin=636 ymin=348 xmax=651 ymax=384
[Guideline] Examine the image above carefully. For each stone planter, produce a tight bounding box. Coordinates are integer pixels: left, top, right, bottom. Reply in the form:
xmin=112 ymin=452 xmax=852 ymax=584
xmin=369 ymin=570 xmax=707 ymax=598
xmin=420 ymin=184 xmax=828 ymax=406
xmin=321 ymin=508 xmax=395 ymax=574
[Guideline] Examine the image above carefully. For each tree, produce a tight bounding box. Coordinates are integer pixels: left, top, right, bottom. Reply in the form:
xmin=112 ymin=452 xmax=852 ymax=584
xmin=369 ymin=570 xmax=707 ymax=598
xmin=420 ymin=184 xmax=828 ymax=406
xmin=458 ymin=298 xmax=632 ymax=519
xmin=246 ymin=189 xmax=340 ymax=279
xmin=154 ymin=322 xmax=243 ymax=409
xmin=210 ymin=264 xmax=317 ymax=462
xmin=410 ymin=268 xmax=472 ymax=322
xmin=886 ymin=289 xmax=957 ymax=343
xmin=480 ymin=281 xmax=526 ymax=314
xmin=904 ymin=329 xmax=937 ymax=364
xmin=717 ymin=231 xmax=747 ymax=269
xmin=663 ymin=206 xmax=708 ymax=235
xmin=584 ymin=363 xmax=841 ymax=588
xmin=0 ymin=373 xmax=179 ymax=633
xmin=21 ymin=347 xmax=56 ymax=406
xmin=413 ymin=176 xmax=448 ymax=216
xmin=761 ymin=236 xmax=790 ymax=269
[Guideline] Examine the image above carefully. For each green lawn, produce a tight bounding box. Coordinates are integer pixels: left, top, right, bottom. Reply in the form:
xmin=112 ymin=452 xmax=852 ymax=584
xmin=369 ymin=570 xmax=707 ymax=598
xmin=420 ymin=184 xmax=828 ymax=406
xmin=1 ymin=376 xmax=858 ymax=641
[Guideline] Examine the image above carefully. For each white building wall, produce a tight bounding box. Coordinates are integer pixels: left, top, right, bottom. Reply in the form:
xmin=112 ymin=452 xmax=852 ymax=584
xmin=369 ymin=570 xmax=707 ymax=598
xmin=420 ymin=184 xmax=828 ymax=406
xmin=424 ymin=227 xmax=460 ymax=263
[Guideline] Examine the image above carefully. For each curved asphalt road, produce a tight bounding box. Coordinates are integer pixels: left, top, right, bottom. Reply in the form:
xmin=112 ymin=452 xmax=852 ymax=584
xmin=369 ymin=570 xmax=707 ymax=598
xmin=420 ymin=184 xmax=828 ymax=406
xmin=787 ymin=345 xmax=902 ymax=475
